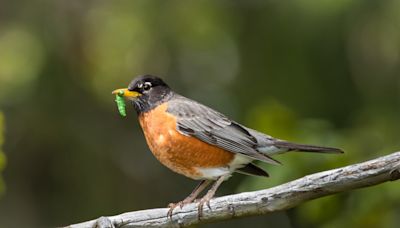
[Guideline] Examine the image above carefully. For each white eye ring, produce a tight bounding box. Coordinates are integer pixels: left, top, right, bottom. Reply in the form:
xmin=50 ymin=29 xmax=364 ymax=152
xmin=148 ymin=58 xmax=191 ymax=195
xmin=143 ymin=82 xmax=152 ymax=90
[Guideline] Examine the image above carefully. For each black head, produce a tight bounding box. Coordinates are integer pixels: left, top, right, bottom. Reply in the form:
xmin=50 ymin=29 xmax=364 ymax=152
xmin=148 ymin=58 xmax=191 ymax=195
xmin=125 ymin=75 xmax=173 ymax=113
xmin=127 ymin=75 xmax=169 ymax=93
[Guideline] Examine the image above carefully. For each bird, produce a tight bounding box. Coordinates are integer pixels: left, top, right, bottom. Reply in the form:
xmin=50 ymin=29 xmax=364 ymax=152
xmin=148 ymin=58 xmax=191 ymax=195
xmin=112 ymin=74 xmax=343 ymax=218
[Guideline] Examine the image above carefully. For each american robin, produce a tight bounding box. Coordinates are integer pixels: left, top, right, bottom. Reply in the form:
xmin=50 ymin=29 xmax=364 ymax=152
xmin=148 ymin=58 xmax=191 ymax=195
xmin=112 ymin=75 xmax=343 ymax=218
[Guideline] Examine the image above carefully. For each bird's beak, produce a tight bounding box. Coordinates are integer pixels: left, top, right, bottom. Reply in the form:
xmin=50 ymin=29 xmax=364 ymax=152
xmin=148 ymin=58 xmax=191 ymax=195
xmin=112 ymin=88 xmax=141 ymax=98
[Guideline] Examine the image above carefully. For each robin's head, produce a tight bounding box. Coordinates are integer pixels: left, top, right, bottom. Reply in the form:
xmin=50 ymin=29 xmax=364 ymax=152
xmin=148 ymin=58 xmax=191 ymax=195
xmin=112 ymin=75 xmax=173 ymax=113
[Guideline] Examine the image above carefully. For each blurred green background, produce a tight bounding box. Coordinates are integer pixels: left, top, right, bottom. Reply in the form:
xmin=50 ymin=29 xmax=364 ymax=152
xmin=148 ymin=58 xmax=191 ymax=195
xmin=0 ymin=0 xmax=400 ymax=227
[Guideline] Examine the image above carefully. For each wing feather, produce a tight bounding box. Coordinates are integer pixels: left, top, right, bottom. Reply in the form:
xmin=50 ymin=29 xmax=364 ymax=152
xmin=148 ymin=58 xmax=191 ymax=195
xmin=167 ymin=95 xmax=280 ymax=165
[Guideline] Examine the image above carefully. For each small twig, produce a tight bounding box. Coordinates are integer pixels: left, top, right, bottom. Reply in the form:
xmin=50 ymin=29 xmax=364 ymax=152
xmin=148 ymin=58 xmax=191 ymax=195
xmin=66 ymin=151 xmax=400 ymax=228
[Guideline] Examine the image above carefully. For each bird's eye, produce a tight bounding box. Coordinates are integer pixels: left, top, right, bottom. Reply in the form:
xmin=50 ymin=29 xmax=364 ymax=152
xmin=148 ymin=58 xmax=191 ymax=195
xmin=143 ymin=82 xmax=152 ymax=91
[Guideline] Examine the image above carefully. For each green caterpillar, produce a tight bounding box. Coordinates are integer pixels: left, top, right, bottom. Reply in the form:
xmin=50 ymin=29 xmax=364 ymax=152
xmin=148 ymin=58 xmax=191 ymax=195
xmin=115 ymin=91 xmax=127 ymax=117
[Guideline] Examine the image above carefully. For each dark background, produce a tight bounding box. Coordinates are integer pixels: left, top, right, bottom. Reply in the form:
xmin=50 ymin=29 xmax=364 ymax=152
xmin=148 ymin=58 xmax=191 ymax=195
xmin=0 ymin=0 xmax=399 ymax=227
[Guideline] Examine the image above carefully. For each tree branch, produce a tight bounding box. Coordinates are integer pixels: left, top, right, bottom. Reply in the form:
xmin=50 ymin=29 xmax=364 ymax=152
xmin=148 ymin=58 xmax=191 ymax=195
xmin=67 ymin=152 xmax=400 ymax=228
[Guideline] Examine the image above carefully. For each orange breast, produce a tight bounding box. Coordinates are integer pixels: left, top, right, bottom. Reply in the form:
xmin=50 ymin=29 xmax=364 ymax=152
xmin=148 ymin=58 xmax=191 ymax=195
xmin=138 ymin=102 xmax=234 ymax=179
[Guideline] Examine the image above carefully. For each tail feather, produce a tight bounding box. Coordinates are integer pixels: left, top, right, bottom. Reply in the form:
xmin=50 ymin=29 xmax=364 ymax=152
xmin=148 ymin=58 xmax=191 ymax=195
xmin=236 ymin=163 xmax=269 ymax=177
xmin=273 ymin=140 xmax=344 ymax=154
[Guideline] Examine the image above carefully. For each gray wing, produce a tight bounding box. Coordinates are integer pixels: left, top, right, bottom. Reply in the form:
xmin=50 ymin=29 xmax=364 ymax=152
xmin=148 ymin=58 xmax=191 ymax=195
xmin=166 ymin=95 xmax=280 ymax=165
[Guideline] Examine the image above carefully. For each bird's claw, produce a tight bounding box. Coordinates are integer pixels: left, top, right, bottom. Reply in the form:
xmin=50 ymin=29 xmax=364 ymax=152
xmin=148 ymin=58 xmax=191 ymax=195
xmin=167 ymin=206 xmax=175 ymax=219
xmin=197 ymin=196 xmax=212 ymax=219
xmin=167 ymin=198 xmax=195 ymax=219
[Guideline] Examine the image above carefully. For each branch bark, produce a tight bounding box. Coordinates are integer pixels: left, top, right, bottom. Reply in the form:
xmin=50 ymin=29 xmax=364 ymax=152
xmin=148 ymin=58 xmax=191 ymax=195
xmin=67 ymin=152 xmax=400 ymax=228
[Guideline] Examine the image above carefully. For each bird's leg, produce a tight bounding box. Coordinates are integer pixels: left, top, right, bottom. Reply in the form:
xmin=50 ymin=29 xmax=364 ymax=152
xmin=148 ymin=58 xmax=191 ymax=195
xmin=169 ymin=180 xmax=212 ymax=208
xmin=197 ymin=175 xmax=227 ymax=219
xmin=167 ymin=180 xmax=212 ymax=218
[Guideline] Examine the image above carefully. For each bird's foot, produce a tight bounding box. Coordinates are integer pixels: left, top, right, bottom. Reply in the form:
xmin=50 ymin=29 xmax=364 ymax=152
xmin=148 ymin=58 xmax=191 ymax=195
xmin=197 ymin=194 xmax=213 ymax=219
xmin=167 ymin=197 xmax=196 ymax=218
xmin=196 ymin=175 xmax=226 ymax=219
